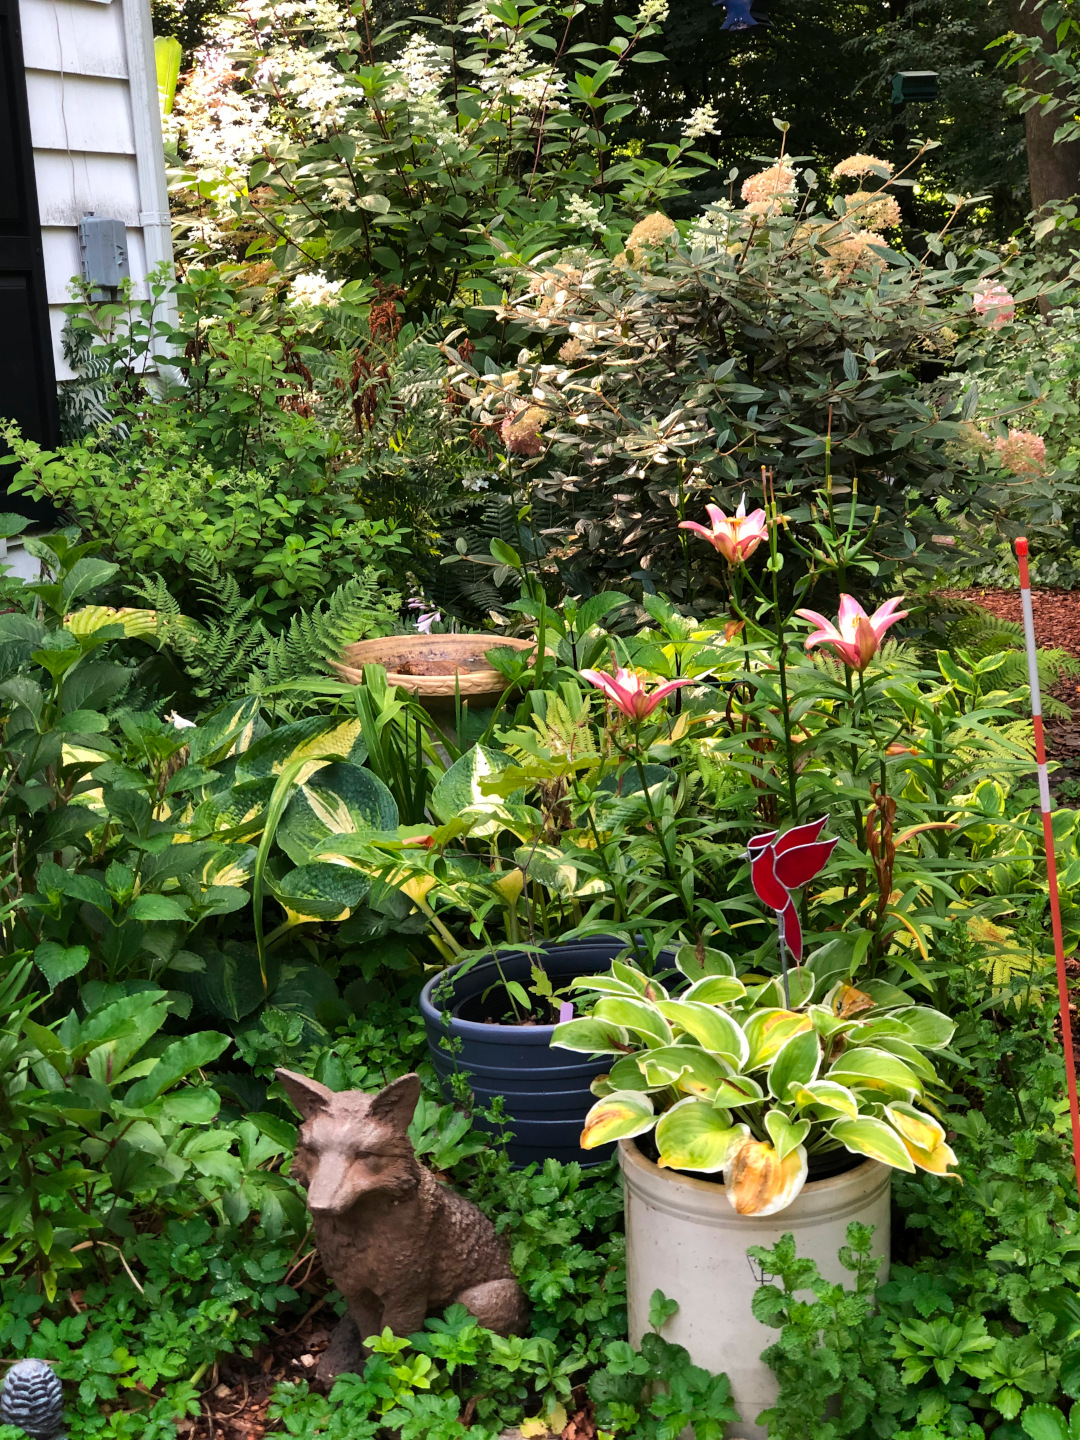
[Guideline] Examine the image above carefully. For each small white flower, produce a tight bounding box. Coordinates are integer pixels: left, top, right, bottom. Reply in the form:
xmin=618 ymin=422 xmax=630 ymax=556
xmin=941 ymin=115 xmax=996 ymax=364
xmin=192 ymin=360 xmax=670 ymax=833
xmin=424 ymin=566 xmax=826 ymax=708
xmin=565 ymin=194 xmax=604 ymax=232
xmin=682 ymin=102 xmax=720 ymax=143
xmin=288 ymin=271 xmax=344 ymax=308
xmin=462 ymin=476 xmax=491 ymax=492
xmin=635 ymin=0 xmax=669 ymax=22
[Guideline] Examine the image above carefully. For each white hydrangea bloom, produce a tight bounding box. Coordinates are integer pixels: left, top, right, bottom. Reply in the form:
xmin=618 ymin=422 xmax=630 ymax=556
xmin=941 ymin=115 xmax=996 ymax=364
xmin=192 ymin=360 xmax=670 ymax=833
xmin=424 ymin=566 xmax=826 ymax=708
xmin=565 ymin=194 xmax=604 ymax=232
xmin=687 ymin=200 xmax=733 ymax=253
xmin=288 ymin=271 xmax=344 ymax=307
xmin=176 ymin=46 xmax=277 ymax=187
xmin=635 ymin=0 xmax=669 ymax=21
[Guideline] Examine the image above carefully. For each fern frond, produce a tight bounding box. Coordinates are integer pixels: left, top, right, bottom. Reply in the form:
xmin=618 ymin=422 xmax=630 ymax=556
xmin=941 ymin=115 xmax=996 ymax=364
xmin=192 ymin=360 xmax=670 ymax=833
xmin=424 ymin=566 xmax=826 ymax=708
xmin=249 ymin=569 xmax=401 ymax=690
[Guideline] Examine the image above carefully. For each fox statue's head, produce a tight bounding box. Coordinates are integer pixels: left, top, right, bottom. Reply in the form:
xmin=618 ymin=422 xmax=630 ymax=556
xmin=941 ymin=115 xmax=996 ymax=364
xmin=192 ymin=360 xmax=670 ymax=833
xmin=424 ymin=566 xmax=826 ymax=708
xmin=276 ymin=1069 xmax=422 ymax=1215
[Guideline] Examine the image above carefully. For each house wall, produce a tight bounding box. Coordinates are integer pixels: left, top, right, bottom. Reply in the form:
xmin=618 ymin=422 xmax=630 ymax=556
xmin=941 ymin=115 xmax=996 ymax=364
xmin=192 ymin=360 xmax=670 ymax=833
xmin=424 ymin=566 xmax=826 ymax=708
xmin=17 ymin=0 xmax=173 ymax=380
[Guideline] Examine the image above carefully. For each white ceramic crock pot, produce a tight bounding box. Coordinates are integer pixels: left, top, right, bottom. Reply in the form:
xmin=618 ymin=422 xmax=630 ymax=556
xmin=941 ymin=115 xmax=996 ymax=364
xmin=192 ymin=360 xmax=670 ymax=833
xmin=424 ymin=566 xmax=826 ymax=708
xmin=620 ymin=1139 xmax=891 ymax=1439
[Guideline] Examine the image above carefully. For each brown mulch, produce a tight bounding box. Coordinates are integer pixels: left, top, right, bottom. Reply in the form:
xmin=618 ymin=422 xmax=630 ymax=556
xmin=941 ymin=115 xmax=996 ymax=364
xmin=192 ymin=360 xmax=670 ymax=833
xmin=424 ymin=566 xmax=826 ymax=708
xmin=942 ymin=587 xmax=1080 ymax=774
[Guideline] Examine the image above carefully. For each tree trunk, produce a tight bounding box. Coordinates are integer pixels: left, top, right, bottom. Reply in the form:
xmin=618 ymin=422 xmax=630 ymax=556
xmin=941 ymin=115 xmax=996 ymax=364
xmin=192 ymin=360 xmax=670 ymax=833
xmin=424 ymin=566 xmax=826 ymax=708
xmin=1010 ymin=0 xmax=1080 ymax=210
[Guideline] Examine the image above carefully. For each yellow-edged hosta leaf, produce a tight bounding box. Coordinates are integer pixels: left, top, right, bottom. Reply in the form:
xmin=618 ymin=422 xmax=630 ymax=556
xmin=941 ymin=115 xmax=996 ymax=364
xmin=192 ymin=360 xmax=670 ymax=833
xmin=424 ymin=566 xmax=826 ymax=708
xmin=550 ymin=1017 xmax=634 ymax=1055
xmin=594 ymin=997 xmax=673 ymax=1048
xmin=902 ymin=1137 xmax=959 ymax=1175
xmin=789 ymin=1079 xmax=859 ymax=1121
xmin=682 ymin=975 xmax=747 ymax=1005
xmin=885 ymin=1102 xmax=946 ymax=1153
xmin=655 ymin=1098 xmax=748 ymax=1173
xmin=723 ymin=1138 xmax=808 ymax=1216
xmin=608 ymin=1054 xmax=653 ymax=1090
xmin=764 ymin=1109 xmax=811 ymax=1162
xmin=744 ymin=1009 xmax=813 ymax=1070
xmin=656 ymin=1000 xmax=749 ymax=1066
xmin=637 ymin=1045 xmax=699 ymax=1088
xmin=709 ymin=1072 xmax=766 ymax=1108
xmin=827 ymin=1047 xmax=922 ymax=1100
xmin=889 ymin=1006 xmax=956 ymax=1050
xmin=830 ymin=1116 xmax=916 ymax=1172
xmin=580 ymin=1090 xmax=655 ymax=1148
xmin=865 ymin=1034 xmax=937 ymax=1085
xmin=767 ymin=1027 xmax=822 ymax=1100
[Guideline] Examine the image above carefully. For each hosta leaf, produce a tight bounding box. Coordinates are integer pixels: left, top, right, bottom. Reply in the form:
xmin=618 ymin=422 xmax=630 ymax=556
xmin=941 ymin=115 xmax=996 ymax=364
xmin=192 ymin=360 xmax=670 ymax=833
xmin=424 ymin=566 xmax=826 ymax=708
xmin=637 ymin=1044 xmax=702 ymax=1088
xmin=580 ymin=1090 xmax=655 ymax=1148
xmin=551 ymin=1017 xmax=634 ymax=1054
xmin=682 ymin=975 xmax=747 ymax=1005
xmin=594 ymin=997 xmax=673 ymax=1048
xmin=889 ymin=1006 xmax=956 ymax=1049
xmin=655 ymin=1001 xmax=748 ymax=1065
xmin=270 ymin=863 xmax=370 ymax=921
xmin=675 ymin=944 xmax=736 ymax=980
xmin=655 ymin=1098 xmax=748 ymax=1173
xmin=827 ymin=1047 xmax=922 ymax=1100
xmin=789 ymin=1079 xmax=859 ymax=1120
xmin=607 ymin=1054 xmax=652 ymax=1091
xmin=764 ymin=1109 xmax=811 ymax=1162
xmin=768 ymin=1027 xmax=822 ymax=1100
xmin=236 ymin=717 xmax=366 ymax=781
xmin=431 ymin=745 xmax=519 ymax=837
xmin=830 ymin=1116 xmax=916 ymax=1171
xmin=884 ymin=1101 xmax=945 ymax=1154
xmin=744 ymin=1009 xmax=813 ymax=1070
xmin=724 ymin=1138 xmax=808 ymax=1216
xmin=277 ymin=762 xmax=398 ymax=864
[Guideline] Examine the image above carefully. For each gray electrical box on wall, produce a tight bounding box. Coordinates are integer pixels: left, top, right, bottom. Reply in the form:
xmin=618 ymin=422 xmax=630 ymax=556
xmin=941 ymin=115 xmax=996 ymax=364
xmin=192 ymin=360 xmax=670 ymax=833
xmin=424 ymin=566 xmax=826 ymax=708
xmin=78 ymin=215 xmax=130 ymax=302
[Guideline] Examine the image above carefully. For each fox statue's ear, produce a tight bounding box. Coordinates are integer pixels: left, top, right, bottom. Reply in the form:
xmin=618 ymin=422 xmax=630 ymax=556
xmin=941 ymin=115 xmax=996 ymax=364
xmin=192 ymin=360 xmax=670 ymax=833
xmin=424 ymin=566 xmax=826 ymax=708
xmin=370 ymin=1073 xmax=421 ymax=1132
xmin=276 ymin=1068 xmax=336 ymax=1121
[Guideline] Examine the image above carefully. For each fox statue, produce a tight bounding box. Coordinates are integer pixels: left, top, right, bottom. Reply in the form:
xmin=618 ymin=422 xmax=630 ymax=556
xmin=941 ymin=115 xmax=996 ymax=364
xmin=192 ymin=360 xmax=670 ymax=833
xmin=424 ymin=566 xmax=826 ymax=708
xmin=276 ymin=1068 xmax=528 ymax=1387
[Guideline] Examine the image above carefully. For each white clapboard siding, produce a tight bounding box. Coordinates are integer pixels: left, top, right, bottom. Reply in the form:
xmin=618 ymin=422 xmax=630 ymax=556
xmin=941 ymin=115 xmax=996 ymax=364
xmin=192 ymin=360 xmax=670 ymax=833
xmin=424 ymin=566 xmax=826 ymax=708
xmin=20 ymin=0 xmax=127 ymax=79
xmin=19 ymin=0 xmax=175 ymax=383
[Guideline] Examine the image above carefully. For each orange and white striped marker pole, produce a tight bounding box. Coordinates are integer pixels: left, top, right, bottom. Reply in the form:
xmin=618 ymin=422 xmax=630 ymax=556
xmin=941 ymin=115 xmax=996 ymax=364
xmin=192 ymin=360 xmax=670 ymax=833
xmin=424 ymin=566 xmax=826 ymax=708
xmin=1015 ymin=536 xmax=1080 ymax=1205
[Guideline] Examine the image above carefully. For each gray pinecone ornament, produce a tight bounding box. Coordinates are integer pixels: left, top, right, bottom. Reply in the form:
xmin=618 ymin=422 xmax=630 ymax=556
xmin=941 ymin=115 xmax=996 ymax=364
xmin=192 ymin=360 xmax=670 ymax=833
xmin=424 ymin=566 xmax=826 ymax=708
xmin=0 ymin=1360 xmax=64 ymax=1440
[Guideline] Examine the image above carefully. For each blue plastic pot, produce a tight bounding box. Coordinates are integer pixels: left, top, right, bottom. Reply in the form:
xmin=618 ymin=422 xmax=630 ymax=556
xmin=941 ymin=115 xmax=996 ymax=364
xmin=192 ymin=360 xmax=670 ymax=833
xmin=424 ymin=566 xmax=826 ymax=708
xmin=419 ymin=939 xmax=673 ymax=1169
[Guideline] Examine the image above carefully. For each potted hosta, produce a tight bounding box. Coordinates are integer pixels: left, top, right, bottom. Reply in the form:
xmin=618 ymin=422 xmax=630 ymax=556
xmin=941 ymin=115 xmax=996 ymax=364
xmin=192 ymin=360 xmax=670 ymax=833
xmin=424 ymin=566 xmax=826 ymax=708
xmin=551 ymin=819 xmax=957 ymax=1436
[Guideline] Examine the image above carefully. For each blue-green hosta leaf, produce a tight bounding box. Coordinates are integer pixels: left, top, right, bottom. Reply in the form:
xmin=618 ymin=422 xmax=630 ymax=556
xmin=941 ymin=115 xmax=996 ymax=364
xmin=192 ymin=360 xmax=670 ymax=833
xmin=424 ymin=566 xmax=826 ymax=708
xmin=271 ymin=863 xmax=371 ymax=921
xmin=764 ymin=1109 xmax=811 ymax=1162
xmin=431 ymin=744 xmax=521 ymax=837
xmin=830 ymin=1115 xmax=916 ymax=1171
xmin=581 ymin=1090 xmax=655 ymax=1148
xmin=768 ymin=1026 xmax=822 ymax=1100
xmin=654 ymin=1097 xmax=749 ymax=1173
xmin=655 ymin=1001 xmax=748 ymax=1066
xmin=188 ymin=695 xmax=264 ymax=765
xmin=277 ymin=762 xmax=398 ymax=864
xmin=235 ymin=717 xmax=366 ymax=781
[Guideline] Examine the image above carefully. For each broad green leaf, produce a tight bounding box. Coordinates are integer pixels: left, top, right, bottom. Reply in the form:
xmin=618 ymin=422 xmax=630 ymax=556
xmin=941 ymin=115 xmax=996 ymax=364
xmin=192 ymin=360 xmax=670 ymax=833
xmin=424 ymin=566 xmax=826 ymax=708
xmin=830 ymin=1116 xmax=916 ymax=1171
xmin=764 ymin=1109 xmax=811 ymax=1162
xmin=1021 ymin=1404 xmax=1069 ymax=1440
xmin=605 ymin=1054 xmax=652 ymax=1091
xmin=236 ymin=717 xmax=366 ymax=782
xmin=827 ymin=1047 xmax=923 ymax=1100
xmin=580 ymin=1090 xmax=655 ymax=1148
xmin=655 ymin=1098 xmax=749 ymax=1173
xmin=551 ymin=1016 xmax=633 ymax=1054
xmin=655 ymin=1001 xmax=748 ymax=1065
xmin=34 ymin=942 xmax=89 ymax=990
xmin=768 ymin=1027 xmax=822 ymax=1099
xmin=124 ymin=1031 xmax=231 ymax=1106
xmin=128 ymin=894 xmax=190 ymax=922
xmin=675 ymin=944 xmax=736 ymax=980
xmin=594 ymin=997 xmax=673 ymax=1048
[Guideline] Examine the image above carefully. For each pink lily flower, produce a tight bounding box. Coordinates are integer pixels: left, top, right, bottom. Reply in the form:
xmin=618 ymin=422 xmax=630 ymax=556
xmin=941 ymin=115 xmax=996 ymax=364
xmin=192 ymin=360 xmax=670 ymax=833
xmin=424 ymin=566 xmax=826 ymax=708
xmin=794 ymin=594 xmax=908 ymax=672
xmin=679 ymin=499 xmax=769 ymax=566
xmin=581 ymin=665 xmax=695 ymax=721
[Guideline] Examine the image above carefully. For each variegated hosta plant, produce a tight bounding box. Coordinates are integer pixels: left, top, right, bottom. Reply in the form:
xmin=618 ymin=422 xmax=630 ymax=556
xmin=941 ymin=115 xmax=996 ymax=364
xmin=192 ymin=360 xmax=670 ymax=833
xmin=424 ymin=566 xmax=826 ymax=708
xmin=551 ymin=947 xmax=958 ymax=1216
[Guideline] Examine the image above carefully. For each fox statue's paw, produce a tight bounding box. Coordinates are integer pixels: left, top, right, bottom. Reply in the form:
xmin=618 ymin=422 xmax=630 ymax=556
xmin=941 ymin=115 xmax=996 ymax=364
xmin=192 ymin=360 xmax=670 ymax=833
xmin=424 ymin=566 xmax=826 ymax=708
xmin=314 ymin=1314 xmax=364 ymax=1392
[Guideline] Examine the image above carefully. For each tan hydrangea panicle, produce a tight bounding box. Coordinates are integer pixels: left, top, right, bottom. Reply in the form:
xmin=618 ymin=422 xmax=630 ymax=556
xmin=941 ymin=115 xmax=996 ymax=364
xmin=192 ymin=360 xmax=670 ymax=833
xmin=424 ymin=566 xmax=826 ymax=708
xmin=845 ymin=191 xmax=902 ymax=232
xmin=500 ymin=405 xmax=547 ymax=456
xmin=831 ymin=153 xmax=894 ymax=180
xmin=994 ymin=429 xmax=1047 ymax=477
xmin=740 ymin=162 xmax=797 ymax=210
xmin=822 ymin=229 xmax=890 ymax=275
